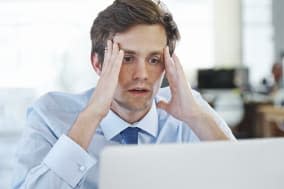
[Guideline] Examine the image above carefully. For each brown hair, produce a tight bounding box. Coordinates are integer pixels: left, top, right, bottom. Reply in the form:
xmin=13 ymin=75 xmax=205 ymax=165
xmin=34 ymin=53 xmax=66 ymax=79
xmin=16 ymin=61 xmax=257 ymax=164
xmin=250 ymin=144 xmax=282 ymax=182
xmin=90 ymin=0 xmax=180 ymax=64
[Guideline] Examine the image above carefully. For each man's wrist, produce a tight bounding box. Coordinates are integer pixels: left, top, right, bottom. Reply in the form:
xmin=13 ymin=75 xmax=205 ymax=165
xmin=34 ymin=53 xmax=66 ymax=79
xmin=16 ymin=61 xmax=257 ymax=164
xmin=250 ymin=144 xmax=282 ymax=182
xmin=68 ymin=106 xmax=104 ymax=149
xmin=81 ymin=105 xmax=105 ymax=125
xmin=184 ymin=109 xmax=232 ymax=141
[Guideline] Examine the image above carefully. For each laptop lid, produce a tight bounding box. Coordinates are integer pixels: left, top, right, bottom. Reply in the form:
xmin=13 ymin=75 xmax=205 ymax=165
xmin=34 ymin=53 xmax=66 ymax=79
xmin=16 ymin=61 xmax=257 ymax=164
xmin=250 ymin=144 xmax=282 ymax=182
xmin=99 ymin=138 xmax=284 ymax=189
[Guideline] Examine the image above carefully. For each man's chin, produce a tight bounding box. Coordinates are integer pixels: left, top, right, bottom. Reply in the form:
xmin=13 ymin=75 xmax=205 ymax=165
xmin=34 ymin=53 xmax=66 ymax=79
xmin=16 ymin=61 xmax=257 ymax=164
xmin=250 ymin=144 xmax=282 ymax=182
xmin=125 ymin=102 xmax=152 ymax=112
xmin=113 ymin=99 xmax=153 ymax=112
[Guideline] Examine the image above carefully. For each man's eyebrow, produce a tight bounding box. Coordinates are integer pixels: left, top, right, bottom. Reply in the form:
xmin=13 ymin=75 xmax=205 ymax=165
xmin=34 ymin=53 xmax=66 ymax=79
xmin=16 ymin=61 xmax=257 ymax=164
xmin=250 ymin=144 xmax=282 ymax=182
xmin=149 ymin=51 xmax=163 ymax=55
xmin=121 ymin=49 xmax=164 ymax=55
xmin=122 ymin=49 xmax=136 ymax=54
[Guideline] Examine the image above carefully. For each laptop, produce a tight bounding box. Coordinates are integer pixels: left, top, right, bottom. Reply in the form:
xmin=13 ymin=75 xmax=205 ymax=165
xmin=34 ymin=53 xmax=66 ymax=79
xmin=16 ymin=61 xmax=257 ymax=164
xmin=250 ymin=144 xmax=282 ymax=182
xmin=99 ymin=138 xmax=284 ymax=189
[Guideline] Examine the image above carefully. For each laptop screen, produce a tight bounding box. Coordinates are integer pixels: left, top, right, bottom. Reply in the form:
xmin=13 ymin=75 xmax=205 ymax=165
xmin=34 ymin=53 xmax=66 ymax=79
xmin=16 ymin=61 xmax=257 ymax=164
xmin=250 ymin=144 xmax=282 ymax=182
xmin=99 ymin=138 xmax=284 ymax=189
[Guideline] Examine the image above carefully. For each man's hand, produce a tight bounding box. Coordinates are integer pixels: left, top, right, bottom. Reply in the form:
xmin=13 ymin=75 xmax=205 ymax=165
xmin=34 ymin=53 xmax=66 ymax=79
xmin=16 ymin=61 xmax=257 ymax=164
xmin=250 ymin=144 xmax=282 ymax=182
xmin=157 ymin=47 xmax=234 ymax=141
xmin=88 ymin=40 xmax=124 ymax=119
xmin=157 ymin=46 xmax=200 ymax=123
xmin=68 ymin=40 xmax=124 ymax=149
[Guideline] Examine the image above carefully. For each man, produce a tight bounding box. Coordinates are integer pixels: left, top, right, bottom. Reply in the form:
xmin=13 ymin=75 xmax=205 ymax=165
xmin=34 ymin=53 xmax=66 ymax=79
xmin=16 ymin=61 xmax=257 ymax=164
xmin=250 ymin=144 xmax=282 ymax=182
xmin=271 ymin=62 xmax=283 ymax=92
xmin=12 ymin=0 xmax=235 ymax=188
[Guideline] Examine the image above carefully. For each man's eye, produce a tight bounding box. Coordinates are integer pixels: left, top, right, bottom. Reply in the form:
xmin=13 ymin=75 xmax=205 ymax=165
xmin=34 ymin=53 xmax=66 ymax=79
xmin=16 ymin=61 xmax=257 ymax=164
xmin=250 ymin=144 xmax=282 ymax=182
xmin=123 ymin=56 xmax=134 ymax=63
xmin=149 ymin=57 xmax=162 ymax=64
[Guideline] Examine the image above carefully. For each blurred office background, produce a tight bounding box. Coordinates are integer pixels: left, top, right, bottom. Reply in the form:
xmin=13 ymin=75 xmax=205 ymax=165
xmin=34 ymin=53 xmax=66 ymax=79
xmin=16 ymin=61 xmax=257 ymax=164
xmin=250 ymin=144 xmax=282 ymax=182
xmin=1 ymin=0 xmax=284 ymax=188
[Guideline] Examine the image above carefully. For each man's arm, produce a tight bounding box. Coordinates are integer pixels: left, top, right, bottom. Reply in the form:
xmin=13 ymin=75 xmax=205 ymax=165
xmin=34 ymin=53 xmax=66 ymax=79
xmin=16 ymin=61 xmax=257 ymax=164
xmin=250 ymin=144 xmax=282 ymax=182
xmin=12 ymin=108 xmax=96 ymax=189
xmin=68 ymin=40 xmax=124 ymax=149
xmin=12 ymin=40 xmax=123 ymax=189
xmin=157 ymin=47 xmax=236 ymax=141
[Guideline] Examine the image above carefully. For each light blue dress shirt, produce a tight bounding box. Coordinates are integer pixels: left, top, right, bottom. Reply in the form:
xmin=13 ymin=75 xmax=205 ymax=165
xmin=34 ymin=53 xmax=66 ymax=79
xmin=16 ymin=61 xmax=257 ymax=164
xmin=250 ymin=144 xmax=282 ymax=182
xmin=12 ymin=87 xmax=234 ymax=189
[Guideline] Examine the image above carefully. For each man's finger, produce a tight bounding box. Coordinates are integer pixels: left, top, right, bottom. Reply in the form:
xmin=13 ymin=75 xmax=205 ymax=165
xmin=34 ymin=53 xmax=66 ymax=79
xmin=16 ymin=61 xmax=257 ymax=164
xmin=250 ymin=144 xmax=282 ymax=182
xmin=102 ymin=40 xmax=113 ymax=72
xmin=156 ymin=100 xmax=169 ymax=112
xmin=172 ymin=54 xmax=184 ymax=75
xmin=110 ymin=42 xmax=119 ymax=66
xmin=164 ymin=46 xmax=178 ymax=88
xmin=113 ymin=49 xmax=124 ymax=74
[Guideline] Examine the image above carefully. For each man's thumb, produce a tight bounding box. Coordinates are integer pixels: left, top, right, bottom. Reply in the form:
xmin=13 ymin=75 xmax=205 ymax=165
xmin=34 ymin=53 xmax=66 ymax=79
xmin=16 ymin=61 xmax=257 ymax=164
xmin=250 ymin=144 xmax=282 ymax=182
xmin=157 ymin=100 xmax=168 ymax=111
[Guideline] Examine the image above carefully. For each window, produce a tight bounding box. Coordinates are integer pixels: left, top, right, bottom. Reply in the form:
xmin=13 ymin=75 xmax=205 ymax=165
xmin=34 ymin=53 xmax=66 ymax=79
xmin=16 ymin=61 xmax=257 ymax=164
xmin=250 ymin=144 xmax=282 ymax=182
xmin=0 ymin=0 xmax=213 ymax=94
xmin=242 ymin=0 xmax=274 ymax=86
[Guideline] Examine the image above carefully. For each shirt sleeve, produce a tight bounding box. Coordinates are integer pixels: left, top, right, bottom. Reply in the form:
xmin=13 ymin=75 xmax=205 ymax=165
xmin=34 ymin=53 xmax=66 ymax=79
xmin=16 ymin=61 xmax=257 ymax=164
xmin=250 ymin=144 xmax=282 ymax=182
xmin=12 ymin=105 xmax=97 ymax=189
xmin=43 ymin=135 xmax=96 ymax=187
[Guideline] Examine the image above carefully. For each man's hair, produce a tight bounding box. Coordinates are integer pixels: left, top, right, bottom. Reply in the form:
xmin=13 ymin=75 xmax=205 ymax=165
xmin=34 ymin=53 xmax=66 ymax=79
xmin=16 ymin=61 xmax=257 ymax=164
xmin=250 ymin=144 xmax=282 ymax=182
xmin=90 ymin=0 xmax=180 ymax=64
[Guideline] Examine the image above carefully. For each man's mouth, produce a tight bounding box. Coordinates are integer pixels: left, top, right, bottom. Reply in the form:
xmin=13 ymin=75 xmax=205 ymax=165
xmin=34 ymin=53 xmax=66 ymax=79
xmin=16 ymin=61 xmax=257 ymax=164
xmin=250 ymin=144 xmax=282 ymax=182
xmin=128 ymin=88 xmax=150 ymax=95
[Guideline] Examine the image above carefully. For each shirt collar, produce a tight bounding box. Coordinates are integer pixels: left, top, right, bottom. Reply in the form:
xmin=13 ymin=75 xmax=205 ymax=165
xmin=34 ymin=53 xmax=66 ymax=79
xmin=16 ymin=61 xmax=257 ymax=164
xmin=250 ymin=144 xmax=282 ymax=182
xmin=100 ymin=101 xmax=158 ymax=140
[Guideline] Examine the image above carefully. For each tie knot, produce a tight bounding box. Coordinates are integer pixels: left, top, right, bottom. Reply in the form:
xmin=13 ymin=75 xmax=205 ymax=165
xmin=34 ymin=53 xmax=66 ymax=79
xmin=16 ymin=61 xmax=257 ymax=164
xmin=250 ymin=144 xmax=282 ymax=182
xmin=120 ymin=127 xmax=140 ymax=144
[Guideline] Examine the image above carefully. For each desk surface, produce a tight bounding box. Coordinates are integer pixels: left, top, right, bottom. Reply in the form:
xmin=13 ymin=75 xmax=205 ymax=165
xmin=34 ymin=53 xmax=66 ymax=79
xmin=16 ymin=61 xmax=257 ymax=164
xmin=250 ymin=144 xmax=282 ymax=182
xmin=258 ymin=105 xmax=284 ymax=115
xmin=256 ymin=105 xmax=284 ymax=137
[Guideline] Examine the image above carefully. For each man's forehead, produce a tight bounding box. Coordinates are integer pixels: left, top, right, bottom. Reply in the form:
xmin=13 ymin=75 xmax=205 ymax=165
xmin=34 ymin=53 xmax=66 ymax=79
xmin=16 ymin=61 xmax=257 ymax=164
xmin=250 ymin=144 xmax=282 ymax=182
xmin=112 ymin=25 xmax=167 ymax=41
xmin=121 ymin=47 xmax=165 ymax=55
xmin=111 ymin=24 xmax=167 ymax=55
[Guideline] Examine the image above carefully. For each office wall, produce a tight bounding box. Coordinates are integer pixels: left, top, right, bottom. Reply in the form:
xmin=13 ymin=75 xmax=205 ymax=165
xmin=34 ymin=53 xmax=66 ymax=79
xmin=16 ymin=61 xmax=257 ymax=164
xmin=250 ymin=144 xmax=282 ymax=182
xmin=213 ymin=0 xmax=242 ymax=66
xmin=242 ymin=0 xmax=274 ymax=85
xmin=272 ymin=0 xmax=284 ymax=59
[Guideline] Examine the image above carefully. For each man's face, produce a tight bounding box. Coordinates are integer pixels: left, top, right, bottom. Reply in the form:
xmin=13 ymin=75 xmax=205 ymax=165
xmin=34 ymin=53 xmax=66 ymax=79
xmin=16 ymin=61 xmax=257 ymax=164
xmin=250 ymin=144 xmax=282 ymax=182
xmin=112 ymin=24 xmax=167 ymax=113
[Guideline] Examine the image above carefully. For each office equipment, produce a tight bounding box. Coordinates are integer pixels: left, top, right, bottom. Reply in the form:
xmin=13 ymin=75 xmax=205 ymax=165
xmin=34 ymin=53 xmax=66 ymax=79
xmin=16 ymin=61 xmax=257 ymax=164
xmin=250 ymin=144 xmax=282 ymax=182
xmin=99 ymin=138 xmax=284 ymax=189
xmin=197 ymin=67 xmax=249 ymax=90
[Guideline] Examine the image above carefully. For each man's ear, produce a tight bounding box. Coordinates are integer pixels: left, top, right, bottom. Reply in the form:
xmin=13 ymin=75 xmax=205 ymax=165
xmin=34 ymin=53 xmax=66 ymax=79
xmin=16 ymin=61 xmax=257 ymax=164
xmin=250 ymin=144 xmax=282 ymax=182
xmin=91 ymin=53 xmax=102 ymax=76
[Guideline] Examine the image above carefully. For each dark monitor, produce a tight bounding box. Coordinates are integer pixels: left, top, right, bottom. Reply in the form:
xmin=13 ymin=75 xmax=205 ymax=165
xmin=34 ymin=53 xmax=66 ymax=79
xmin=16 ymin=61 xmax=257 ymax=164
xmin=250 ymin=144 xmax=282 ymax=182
xmin=197 ymin=68 xmax=236 ymax=89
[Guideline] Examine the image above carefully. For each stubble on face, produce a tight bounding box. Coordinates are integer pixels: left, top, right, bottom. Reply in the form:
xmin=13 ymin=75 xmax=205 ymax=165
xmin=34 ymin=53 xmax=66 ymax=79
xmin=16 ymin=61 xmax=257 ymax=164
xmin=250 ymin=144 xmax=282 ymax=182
xmin=113 ymin=82 xmax=154 ymax=112
xmin=110 ymin=24 xmax=167 ymax=122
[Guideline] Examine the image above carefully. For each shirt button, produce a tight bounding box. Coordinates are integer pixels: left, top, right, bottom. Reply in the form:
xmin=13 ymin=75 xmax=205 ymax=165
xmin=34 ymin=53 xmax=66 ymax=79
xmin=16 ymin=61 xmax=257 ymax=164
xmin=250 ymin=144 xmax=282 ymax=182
xmin=79 ymin=165 xmax=86 ymax=172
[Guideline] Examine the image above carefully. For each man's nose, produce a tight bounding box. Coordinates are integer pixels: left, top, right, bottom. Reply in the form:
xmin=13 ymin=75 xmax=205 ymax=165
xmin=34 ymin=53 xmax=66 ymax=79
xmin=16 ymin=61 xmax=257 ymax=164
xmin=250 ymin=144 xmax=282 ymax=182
xmin=132 ymin=60 xmax=148 ymax=81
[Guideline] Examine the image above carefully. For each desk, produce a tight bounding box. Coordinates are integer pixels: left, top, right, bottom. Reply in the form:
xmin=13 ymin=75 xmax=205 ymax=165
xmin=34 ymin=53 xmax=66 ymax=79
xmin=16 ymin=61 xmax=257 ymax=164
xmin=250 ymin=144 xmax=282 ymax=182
xmin=256 ymin=105 xmax=284 ymax=137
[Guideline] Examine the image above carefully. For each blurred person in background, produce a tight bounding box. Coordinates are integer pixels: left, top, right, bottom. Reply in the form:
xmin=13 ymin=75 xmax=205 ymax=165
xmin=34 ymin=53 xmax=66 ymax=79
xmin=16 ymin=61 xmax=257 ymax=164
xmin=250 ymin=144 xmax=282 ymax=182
xmin=271 ymin=62 xmax=283 ymax=94
xmin=261 ymin=58 xmax=283 ymax=95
